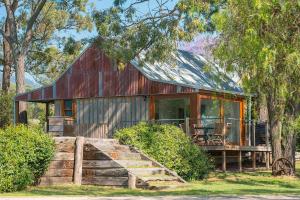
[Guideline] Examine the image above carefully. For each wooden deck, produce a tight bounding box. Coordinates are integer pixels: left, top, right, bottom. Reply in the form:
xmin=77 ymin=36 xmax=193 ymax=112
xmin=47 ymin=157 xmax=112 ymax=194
xmin=201 ymin=145 xmax=271 ymax=152
xmin=200 ymin=144 xmax=271 ymax=172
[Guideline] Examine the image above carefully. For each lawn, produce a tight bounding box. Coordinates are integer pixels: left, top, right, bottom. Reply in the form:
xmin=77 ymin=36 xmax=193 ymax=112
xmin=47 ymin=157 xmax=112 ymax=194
xmin=2 ymin=161 xmax=300 ymax=197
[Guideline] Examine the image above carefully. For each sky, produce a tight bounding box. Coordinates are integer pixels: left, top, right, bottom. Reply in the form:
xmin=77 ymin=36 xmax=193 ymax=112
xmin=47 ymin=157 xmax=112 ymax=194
xmin=1 ymin=0 xmax=217 ymax=87
xmin=72 ymin=0 xmax=178 ymax=40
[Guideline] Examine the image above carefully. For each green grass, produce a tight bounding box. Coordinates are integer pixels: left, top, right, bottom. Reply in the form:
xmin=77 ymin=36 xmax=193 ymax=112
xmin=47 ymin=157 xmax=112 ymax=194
xmin=1 ymin=161 xmax=300 ymax=197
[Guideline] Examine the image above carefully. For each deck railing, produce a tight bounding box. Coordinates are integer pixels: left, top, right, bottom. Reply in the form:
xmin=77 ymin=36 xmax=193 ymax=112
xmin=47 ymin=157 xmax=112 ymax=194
xmin=47 ymin=116 xmax=270 ymax=147
xmin=112 ymin=118 xmax=270 ymax=147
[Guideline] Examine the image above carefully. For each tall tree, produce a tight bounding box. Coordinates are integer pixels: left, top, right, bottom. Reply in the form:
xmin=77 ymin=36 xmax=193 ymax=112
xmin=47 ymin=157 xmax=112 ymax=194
xmin=0 ymin=0 xmax=92 ymax=119
xmin=0 ymin=0 xmax=92 ymax=93
xmin=212 ymin=0 xmax=300 ymax=164
xmin=93 ymin=0 xmax=225 ymax=66
xmin=28 ymin=37 xmax=85 ymax=85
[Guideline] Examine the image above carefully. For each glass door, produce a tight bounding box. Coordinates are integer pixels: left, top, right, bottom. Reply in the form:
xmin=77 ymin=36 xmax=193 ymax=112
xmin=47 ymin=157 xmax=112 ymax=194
xmin=224 ymin=101 xmax=241 ymax=145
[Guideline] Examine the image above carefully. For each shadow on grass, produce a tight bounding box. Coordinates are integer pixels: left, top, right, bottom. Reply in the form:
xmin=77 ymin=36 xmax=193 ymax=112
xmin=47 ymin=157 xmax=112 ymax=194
xmin=21 ymin=186 xmax=300 ymax=197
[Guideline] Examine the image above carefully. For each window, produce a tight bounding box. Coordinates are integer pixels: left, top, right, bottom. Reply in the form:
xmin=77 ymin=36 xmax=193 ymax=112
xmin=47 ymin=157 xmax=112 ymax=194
xmin=201 ymin=99 xmax=221 ymax=120
xmin=64 ymin=100 xmax=73 ymax=117
xmin=155 ymin=98 xmax=190 ymax=120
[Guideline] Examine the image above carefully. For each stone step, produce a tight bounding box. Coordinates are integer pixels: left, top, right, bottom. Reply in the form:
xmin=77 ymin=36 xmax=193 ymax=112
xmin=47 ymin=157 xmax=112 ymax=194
xmin=82 ymin=160 xmax=122 ymax=169
xmin=93 ymin=144 xmax=131 ymax=152
xmin=106 ymin=152 xmax=142 ymax=160
xmin=145 ymin=181 xmax=185 ymax=190
xmin=115 ymin=160 xmax=153 ymax=168
xmin=128 ymin=168 xmax=166 ymax=176
xmin=82 ymin=176 xmax=128 ymax=186
xmin=139 ymin=175 xmax=179 ymax=182
xmin=82 ymin=168 xmax=128 ymax=177
xmin=86 ymin=139 xmax=119 ymax=145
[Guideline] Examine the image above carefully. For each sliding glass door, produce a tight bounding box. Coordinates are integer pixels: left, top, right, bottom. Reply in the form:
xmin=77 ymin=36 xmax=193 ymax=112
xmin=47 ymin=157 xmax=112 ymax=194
xmin=200 ymin=98 xmax=241 ymax=145
xmin=224 ymin=101 xmax=241 ymax=144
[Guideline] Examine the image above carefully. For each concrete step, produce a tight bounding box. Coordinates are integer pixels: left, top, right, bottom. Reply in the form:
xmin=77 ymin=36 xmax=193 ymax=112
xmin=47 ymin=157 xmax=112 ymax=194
xmin=128 ymin=168 xmax=166 ymax=176
xmin=115 ymin=160 xmax=153 ymax=168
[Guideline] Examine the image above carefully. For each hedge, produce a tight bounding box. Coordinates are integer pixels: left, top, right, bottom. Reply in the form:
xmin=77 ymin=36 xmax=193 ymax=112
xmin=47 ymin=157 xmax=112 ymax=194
xmin=0 ymin=125 xmax=55 ymax=192
xmin=114 ymin=122 xmax=213 ymax=180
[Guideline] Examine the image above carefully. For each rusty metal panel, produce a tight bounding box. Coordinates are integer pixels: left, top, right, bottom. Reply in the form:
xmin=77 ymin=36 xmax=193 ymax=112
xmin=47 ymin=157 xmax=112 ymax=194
xmin=31 ymin=89 xmax=42 ymax=100
xmin=17 ymin=45 xmax=197 ymax=102
xmin=16 ymin=93 xmax=28 ymax=101
xmin=44 ymin=86 xmax=53 ymax=99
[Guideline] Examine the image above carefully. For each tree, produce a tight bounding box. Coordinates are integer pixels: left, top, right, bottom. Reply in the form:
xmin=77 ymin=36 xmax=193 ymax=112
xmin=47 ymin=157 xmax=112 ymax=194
xmin=0 ymin=0 xmax=92 ymax=120
xmin=0 ymin=0 xmax=92 ymax=93
xmin=93 ymin=0 xmax=225 ymax=66
xmin=212 ymin=0 xmax=300 ymax=166
xmin=28 ymin=37 xmax=85 ymax=85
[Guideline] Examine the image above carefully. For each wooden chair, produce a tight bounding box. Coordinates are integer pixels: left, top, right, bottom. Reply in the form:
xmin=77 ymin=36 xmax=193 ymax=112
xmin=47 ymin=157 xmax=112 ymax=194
xmin=209 ymin=122 xmax=229 ymax=145
xmin=192 ymin=124 xmax=206 ymax=145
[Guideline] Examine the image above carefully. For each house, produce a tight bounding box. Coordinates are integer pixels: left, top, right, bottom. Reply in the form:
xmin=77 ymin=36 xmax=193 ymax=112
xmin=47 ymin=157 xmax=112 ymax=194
xmin=14 ymin=41 xmax=271 ymax=171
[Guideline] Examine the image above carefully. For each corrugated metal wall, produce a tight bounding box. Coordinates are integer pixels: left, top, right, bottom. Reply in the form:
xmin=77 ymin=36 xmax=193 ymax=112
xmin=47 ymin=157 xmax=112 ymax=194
xmin=76 ymin=96 xmax=149 ymax=136
xmin=16 ymin=45 xmax=196 ymax=102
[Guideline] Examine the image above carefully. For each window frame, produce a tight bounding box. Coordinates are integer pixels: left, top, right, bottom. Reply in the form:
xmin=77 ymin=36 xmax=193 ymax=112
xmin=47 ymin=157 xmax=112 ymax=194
xmin=62 ymin=99 xmax=74 ymax=117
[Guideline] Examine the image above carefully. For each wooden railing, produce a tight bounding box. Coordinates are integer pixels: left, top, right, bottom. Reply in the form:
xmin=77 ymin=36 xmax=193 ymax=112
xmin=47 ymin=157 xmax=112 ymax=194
xmin=48 ymin=116 xmax=108 ymax=138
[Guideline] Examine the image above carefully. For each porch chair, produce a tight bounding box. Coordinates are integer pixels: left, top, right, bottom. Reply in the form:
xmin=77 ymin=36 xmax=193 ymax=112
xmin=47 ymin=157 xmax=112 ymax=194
xmin=210 ymin=122 xmax=229 ymax=145
xmin=191 ymin=124 xmax=206 ymax=145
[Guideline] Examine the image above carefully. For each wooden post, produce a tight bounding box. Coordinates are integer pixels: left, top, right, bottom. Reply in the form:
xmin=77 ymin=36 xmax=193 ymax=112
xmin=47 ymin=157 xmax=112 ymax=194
xmin=266 ymin=151 xmax=270 ymax=170
xmin=14 ymin=100 xmax=19 ymax=125
xmin=222 ymin=150 xmax=226 ymax=172
xmin=74 ymin=136 xmax=84 ymax=185
xmin=223 ymin=123 xmax=226 ymax=146
xmin=128 ymin=173 xmax=136 ymax=189
xmin=45 ymin=103 xmax=50 ymax=132
xmin=238 ymin=151 xmax=242 ymax=172
xmin=185 ymin=117 xmax=190 ymax=136
xmin=252 ymin=121 xmax=256 ymax=146
xmin=252 ymin=151 xmax=256 ymax=170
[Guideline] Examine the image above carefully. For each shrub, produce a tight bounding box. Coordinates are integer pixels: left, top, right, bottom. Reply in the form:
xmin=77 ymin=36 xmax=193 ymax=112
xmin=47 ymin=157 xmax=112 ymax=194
xmin=0 ymin=92 xmax=13 ymax=128
xmin=0 ymin=125 xmax=55 ymax=192
xmin=115 ymin=122 xmax=213 ymax=180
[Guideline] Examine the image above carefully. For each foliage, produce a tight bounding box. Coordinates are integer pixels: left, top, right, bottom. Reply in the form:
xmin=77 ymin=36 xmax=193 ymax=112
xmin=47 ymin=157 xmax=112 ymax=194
xmin=0 ymin=0 xmax=93 ymax=92
xmin=114 ymin=123 xmax=213 ymax=180
xmin=212 ymin=0 xmax=300 ymax=159
xmin=93 ymin=0 xmax=225 ymax=67
xmin=0 ymin=125 xmax=55 ymax=192
xmin=28 ymin=37 xmax=86 ymax=85
xmin=0 ymin=91 xmax=13 ymax=128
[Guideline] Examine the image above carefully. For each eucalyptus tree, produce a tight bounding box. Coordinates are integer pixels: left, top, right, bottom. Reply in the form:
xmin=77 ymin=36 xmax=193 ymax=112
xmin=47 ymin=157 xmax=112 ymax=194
xmin=212 ymin=0 xmax=300 ymax=164
xmin=93 ymin=0 xmax=225 ymax=67
xmin=0 ymin=0 xmax=93 ymax=94
xmin=0 ymin=0 xmax=92 ymax=121
xmin=28 ymin=37 xmax=85 ymax=85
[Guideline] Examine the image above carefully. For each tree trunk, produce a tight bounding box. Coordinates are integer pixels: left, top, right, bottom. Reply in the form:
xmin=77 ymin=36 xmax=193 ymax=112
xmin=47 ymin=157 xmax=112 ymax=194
xmin=16 ymin=53 xmax=27 ymax=123
xmin=16 ymin=53 xmax=25 ymax=94
xmin=283 ymin=132 xmax=296 ymax=174
xmin=270 ymin=119 xmax=282 ymax=161
xmin=267 ymin=93 xmax=284 ymax=162
xmin=1 ymin=19 xmax=12 ymax=93
xmin=2 ymin=53 xmax=11 ymax=93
